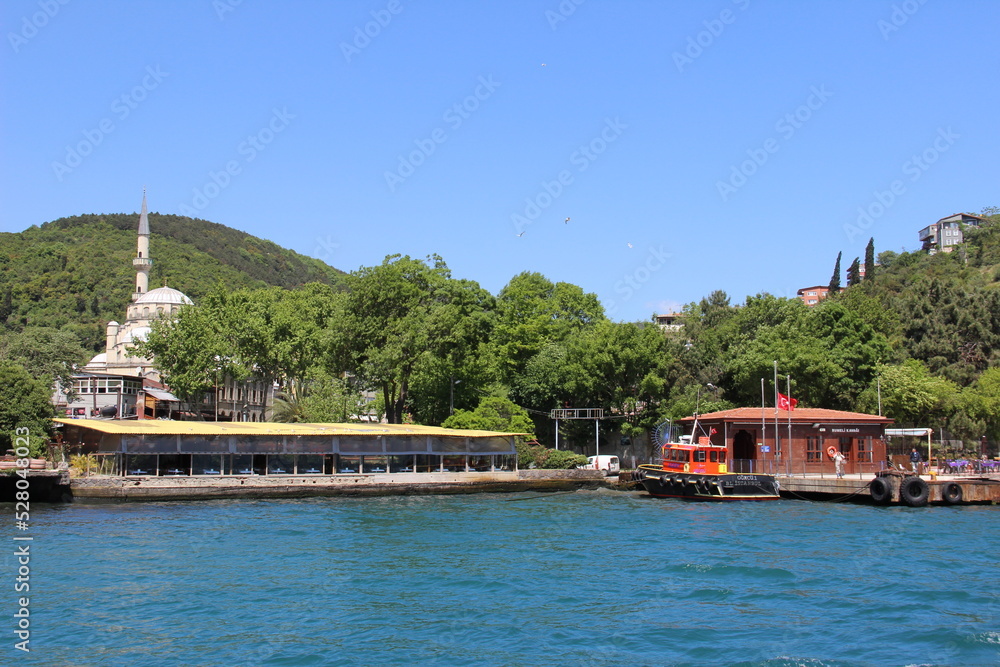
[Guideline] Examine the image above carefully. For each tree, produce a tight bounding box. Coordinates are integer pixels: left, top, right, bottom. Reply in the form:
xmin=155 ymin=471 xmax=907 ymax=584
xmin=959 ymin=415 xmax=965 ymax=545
xmin=862 ymin=360 xmax=957 ymax=426
xmin=846 ymin=257 xmax=861 ymax=287
xmin=829 ymin=251 xmax=842 ymax=293
xmin=344 ymin=255 xmax=492 ymax=424
xmin=563 ymin=320 xmax=673 ymax=440
xmin=442 ymin=396 xmax=535 ymax=436
xmin=864 ymin=238 xmax=876 ymax=281
xmin=0 ymin=362 xmax=55 ymax=457
xmin=490 ymin=271 xmax=604 ymax=389
xmin=0 ymin=327 xmax=89 ymax=400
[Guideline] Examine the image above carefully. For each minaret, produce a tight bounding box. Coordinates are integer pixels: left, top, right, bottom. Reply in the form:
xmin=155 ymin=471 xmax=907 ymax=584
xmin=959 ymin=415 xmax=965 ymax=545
xmin=132 ymin=189 xmax=152 ymax=301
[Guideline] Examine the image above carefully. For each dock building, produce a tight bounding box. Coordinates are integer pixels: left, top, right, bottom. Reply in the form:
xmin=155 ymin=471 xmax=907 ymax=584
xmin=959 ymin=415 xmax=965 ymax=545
xmin=680 ymin=407 xmax=893 ymax=476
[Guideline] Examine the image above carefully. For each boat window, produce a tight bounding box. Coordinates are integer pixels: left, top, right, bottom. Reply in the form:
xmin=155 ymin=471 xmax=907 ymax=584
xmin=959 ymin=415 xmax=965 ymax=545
xmin=695 ymin=451 xmax=706 ymax=462
xmin=709 ymin=451 xmax=718 ymax=463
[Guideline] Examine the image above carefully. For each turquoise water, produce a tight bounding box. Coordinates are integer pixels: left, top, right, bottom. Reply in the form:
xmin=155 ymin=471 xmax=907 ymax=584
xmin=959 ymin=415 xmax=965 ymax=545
xmin=7 ymin=490 xmax=999 ymax=666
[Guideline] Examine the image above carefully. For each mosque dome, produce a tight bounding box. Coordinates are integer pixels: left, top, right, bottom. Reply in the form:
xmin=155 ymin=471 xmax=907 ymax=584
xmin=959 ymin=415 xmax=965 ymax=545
xmin=87 ymin=352 xmax=108 ymax=366
xmin=134 ymin=286 xmax=194 ymax=306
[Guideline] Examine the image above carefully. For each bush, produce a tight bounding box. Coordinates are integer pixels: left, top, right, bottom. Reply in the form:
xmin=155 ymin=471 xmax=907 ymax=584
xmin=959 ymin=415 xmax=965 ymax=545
xmin=69 ymin=454 xmax=98 ymax=477
xmin=516 ymin=439 xmax=588 ymax=469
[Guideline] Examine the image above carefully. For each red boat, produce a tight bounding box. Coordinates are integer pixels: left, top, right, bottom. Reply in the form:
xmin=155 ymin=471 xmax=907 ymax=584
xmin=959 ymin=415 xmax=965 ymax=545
xmin=638 ymin=435 xmax=780 ymax=501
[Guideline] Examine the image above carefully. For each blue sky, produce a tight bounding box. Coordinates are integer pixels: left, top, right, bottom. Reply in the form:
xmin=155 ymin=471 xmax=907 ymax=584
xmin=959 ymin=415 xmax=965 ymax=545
xmin=2 ymin=0 xmax=997 ymax=322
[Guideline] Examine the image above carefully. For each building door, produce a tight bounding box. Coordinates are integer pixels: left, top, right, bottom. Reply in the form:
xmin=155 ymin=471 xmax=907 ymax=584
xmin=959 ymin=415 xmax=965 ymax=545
xmin=840 ymin=437 xmax=854 ymax=475
xmin=732 ymin=429 xmax=755 ymax=473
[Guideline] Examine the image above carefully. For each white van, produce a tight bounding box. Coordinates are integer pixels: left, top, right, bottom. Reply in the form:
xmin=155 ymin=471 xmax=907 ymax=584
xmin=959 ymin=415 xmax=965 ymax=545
xmin=581 ymin=455 xmax=620 ymax=476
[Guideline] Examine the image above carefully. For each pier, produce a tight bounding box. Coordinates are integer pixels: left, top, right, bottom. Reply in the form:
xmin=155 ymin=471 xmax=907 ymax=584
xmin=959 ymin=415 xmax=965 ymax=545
xmin=65 ymin=469 xmax=607 ymax=502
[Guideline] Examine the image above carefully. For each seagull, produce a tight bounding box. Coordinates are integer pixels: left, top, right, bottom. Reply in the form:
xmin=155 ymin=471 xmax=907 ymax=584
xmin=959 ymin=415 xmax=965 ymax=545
xmin=627 ymin=242 xmax=633 ymax=248
xmin=516 ymin=231 xmax=525 ymax=237
xmin=564 ymin=217 xmax=570 ymax=224
xmin=541 ymin=63 xmax=547 ymax=67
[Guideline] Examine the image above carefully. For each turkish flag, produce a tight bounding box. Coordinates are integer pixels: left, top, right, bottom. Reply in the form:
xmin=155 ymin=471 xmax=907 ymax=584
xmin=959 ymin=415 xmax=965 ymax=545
xmin=777 ymin=392 xmax=798 ymax=411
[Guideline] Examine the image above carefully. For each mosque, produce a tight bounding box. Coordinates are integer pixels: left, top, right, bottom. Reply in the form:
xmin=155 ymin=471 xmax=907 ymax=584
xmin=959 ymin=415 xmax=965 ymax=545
xmin=57 ymin=191 xmax=272 ymax=421
xmin=84 ymin=190 xmax=193 ymax=381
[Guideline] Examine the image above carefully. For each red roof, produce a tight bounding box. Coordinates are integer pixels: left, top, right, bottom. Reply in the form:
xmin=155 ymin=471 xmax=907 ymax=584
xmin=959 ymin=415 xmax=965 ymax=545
xmin=679 ymin=407 xmax=893 ymax=424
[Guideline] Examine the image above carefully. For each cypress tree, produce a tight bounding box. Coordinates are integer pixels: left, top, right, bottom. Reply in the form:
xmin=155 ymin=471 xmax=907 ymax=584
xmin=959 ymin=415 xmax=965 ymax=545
xmin=864 ymin=237 xmax=875 ymax=281
xmin=847 ymin=257 xmax=861 ymax=287
xmin=829 ymin=251 xmax=842 ymax=293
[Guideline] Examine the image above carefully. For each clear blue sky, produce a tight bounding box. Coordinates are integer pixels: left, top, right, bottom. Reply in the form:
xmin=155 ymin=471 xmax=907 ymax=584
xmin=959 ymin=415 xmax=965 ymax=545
xmin=2 ymin=0 xmax=997 ymax=322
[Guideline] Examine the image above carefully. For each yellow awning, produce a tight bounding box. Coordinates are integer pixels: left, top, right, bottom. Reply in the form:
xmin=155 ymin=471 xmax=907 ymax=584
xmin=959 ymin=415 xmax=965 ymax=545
xmin=52 ymin=418 xmax=525 ymax=439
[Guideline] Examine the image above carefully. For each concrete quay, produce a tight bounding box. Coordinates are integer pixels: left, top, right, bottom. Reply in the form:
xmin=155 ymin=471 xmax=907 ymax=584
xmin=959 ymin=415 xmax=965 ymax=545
xmin=66 ymin=468 xmax=607 ymax=502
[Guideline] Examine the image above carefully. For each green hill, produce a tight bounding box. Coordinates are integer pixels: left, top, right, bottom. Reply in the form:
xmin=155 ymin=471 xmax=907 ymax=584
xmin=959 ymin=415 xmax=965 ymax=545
xmin=0 ymin=212 xmax=344 ymax=350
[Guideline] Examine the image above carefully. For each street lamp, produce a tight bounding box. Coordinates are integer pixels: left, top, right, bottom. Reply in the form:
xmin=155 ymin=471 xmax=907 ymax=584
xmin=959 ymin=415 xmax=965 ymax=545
xmin=449 ymin=377 xmax=461 ymax=415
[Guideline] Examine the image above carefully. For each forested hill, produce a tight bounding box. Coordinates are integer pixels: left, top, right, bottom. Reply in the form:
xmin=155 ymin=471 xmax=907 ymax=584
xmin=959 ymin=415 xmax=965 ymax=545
xmin=0 ymin=212 xmax=344 ymax=349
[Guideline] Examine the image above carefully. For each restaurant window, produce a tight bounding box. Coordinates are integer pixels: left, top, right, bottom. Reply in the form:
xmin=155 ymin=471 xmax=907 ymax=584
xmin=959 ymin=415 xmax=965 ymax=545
xmin=806 ymin=436 xmax=822 ymax=462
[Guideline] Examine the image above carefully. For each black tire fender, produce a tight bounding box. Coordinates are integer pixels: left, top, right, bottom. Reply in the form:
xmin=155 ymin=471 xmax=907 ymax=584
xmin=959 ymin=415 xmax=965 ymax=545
xmin=900 ymin=477 xmax=929 ymax=507
xmin=942 ymin=481 xmax=963 ymax=505
xmin=869 ymin=477 xmax=893 ymax=504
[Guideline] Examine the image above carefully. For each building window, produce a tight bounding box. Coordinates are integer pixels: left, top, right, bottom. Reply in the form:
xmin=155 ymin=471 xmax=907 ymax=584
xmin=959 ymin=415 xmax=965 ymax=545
xmin=857 ymin=436 xmax=873 ymax=463
xmin=806 ymin=436 xmax=822 ymax=462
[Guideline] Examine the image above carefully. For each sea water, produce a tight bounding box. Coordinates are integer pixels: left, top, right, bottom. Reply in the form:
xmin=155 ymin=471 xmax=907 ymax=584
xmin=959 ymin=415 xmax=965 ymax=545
xmin=5 ymin=490 xmax=999 ymax=666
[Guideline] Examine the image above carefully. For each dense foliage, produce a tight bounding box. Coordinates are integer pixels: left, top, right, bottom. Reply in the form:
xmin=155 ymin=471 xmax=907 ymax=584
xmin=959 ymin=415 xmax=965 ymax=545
xmin=7 ymin=207 xmax=1000 ymax=460
xmin=0 ymin=212 xmax=343 ymax=350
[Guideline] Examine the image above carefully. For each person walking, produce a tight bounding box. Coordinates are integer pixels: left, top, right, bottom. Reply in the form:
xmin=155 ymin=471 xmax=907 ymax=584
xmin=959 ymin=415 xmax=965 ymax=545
xmin=833 ymin=450 xmax=846 ymax=478
xmin=910 ymin=447 xmax=922 ymax=474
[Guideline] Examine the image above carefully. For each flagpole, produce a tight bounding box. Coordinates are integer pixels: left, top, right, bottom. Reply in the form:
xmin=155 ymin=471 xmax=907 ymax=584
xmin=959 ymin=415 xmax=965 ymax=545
xmin=786 ymin=374 xmax=792 ymax=477
xmin=773 ymin=361 xmax=779 ymax=461
xmin=760 ymin=377 xmax=766 ymax=463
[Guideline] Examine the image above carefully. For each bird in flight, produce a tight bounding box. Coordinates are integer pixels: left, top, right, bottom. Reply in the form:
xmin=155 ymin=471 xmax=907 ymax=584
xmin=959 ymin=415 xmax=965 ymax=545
xmin=516 ymin=231 xmax=525 ymax=237
xmin=564 ymin=217 xmax=570 ymax=224
xmin=627 ymin=242 xmax=633 ymax=248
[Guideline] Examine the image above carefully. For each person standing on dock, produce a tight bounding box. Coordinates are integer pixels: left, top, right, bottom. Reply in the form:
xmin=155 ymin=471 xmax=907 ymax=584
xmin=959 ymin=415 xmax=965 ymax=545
xmin=910 ymin=448 xmax=922 ymax=474
xmin=833 ymin=450 xmax=846 ymax=478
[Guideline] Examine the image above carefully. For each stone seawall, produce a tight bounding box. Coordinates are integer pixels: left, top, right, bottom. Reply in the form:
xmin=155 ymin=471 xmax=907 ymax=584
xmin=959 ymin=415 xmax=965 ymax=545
xmin=68 ymin=469 xmax=608 ymax=502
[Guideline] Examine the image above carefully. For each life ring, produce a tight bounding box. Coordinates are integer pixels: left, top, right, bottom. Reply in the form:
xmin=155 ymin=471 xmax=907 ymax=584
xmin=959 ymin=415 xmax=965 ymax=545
xmin=826 ymin=446 xmax=838 ymax=460
xmin=869 ymin=477 xmax=892 ymax=504
xmin=899 ymin=477 xmax=929 ymax=507
xmin=683 ymin=463 xmax=690 ymax=473
xmin=942 ymin=482 xmax=963 ymax=505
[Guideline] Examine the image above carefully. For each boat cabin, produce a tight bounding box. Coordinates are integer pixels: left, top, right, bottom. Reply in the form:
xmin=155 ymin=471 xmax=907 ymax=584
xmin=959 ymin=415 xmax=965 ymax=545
xmin=660 ymin=436 xmax=729 ymax=475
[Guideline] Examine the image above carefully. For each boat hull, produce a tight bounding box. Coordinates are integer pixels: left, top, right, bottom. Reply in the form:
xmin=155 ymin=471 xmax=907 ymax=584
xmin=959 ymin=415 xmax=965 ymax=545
xmin=637 ymin=465 xmax=780 ymax=501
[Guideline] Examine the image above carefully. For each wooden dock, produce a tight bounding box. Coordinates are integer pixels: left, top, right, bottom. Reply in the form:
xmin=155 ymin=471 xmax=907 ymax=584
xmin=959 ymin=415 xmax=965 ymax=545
xmin=616 ymin=470 xmax=1000 ymax=506
xmin=777 ymin=472 xmax=1000 ymax=505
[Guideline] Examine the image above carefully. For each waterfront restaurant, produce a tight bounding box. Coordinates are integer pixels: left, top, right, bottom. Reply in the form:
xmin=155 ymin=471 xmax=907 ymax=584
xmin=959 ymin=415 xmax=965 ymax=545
xmin=679 ymin=407 xmax=894 ymax=476
xmin=53 ymin=419 xmax=519 ymax=476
